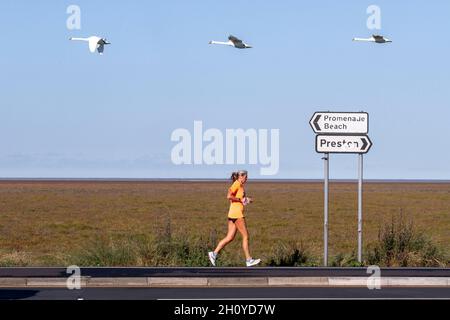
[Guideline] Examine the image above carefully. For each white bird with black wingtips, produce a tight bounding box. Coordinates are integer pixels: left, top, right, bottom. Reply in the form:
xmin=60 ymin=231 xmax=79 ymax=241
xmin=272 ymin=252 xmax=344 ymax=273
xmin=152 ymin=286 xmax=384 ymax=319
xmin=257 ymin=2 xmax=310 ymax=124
xmin=209 ymin=35 xmax=252 ymax=49
xmin=352 ymin=34 xmax=392 ymax=44
xmin=69 ymin=36 xmax=111 ymax=55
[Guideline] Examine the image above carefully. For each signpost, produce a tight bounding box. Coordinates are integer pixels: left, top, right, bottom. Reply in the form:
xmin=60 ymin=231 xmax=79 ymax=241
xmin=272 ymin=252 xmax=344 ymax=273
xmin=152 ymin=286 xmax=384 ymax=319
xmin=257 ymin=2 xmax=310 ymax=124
xmin=310 ymin=112 xmax=368 ymax=134
xmin=316 ymin=135 xmax=372 ymax=154
xmin=310 ymin=111 xmax=372 ymax=266
xmin=323 ymin=153 xmax=329 ymax=267
xmin=357 ymin=154 xmax=363 ymax=263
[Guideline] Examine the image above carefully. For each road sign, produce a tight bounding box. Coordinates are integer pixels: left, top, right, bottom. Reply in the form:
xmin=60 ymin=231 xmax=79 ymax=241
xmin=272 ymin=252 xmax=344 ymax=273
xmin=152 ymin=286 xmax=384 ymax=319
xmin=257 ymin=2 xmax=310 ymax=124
xmin=316 ymin=135 xmax=372 ymax=154
xmin=310 ymin=112 xmax=368 ymax=134
xmin=310 ymin=111 xmax=372 ymax=265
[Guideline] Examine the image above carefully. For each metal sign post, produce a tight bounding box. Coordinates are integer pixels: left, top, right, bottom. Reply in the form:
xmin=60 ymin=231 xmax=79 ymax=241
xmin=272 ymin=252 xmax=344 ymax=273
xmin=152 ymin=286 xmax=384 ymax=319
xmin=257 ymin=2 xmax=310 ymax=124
xmin=310 ymin=111 xmax=372 ymax=267
xmin=357 ymin=154 xmax=363 ymax=263
xmin=323 ymin=153 xmax=329 ymax=266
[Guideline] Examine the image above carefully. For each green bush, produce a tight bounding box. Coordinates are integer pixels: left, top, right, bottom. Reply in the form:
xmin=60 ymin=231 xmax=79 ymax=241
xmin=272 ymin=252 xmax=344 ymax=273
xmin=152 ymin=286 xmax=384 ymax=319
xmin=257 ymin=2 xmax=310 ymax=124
xmin=366 ymin=214 xmax=448 ymax=267
xmin=0 ymin=251 xmax=31 ymax=267
xmin=266 ymin=241 xmax=316 ymax=266
xmin=71 ymin=219 xmax=220 ymax=267
xmin=72 ymin=236 xmax=139 ymax=266
xmin=330 ymin=253 xmax=363 ymax=267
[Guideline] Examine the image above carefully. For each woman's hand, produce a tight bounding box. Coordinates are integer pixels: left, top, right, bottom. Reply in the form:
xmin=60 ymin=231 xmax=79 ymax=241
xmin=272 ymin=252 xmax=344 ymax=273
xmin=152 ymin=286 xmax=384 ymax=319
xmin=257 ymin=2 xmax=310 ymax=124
xmin=242 ymin=197 xmax=253 ymax=206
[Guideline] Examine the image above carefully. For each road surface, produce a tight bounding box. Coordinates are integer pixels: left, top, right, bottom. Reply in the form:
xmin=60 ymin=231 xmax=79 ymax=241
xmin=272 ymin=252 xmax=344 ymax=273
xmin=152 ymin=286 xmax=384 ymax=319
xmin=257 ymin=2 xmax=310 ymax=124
xmin=1 ymin=287 xmax=449 ymax=300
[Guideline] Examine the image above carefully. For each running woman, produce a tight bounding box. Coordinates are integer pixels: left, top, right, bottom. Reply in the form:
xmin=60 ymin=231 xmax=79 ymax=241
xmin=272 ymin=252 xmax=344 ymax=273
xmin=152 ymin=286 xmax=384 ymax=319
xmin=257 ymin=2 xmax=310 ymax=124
xmin=208 ymin=170 xmax=261 ymax=267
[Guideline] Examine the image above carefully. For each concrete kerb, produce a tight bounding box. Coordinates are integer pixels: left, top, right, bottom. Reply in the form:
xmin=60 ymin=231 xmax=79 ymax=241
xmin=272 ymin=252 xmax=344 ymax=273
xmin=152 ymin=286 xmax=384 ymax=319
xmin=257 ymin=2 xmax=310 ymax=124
xmin=88 ymin=277 xmax=148 ymax=287
xmin=148 ymin=277 xmax=208 ymax=287
xmin=0 ymin=278 xmax=27 ymax=287
xmin=26 ymin=277 xmax=89 ymax=287
xmin=267 ymin=277 xmax=328 ymax=286
xmin=208 ymin=277 xmax=268 ymax=287
xmin=386 ymin=277 xmax=449 ymax=287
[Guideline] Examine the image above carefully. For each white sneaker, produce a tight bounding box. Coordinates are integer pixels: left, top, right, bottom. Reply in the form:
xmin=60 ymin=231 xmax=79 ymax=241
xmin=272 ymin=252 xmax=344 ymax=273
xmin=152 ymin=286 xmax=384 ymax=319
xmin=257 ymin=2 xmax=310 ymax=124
xmin=208 ymin=251 xmax=217 ymax=266
xmin=246 ymin=258 xmax=261 ymax=267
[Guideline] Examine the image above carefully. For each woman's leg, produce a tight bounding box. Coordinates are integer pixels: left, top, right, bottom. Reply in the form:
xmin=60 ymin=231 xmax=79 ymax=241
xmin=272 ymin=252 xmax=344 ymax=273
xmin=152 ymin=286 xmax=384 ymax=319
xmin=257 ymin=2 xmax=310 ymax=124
xmin=214 ymin=219 xmax=237 ymax=254
xmin=235 ymin=218 xmax=251 ymax=260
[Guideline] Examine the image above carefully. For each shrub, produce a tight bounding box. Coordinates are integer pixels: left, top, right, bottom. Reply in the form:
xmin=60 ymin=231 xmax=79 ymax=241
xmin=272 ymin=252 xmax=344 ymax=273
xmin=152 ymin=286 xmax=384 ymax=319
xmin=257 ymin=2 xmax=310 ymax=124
xmin=72 ymin=215 xmax=221 ymax=267
xmin=266 ymin=241 xmax=316 ymax=266
xmin=72 ymin=236 xmax=139 ymax=266
xmin=330 ymin=253 xmax=363 ymax=267
xmin=0 ymin=251 xmax=31 ymax=267
xmin=366 ymin=213 xmax=448 ymax=267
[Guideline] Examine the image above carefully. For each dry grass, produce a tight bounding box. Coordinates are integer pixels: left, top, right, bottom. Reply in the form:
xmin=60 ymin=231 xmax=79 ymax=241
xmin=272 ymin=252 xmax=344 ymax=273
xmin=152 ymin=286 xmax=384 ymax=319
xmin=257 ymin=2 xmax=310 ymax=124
xmin=0 ymin=180 xmax=448 ymax=266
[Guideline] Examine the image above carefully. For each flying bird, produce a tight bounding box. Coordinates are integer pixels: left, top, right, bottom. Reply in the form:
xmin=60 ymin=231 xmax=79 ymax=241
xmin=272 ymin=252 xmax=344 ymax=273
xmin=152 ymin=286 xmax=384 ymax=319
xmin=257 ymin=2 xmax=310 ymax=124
xmin=209 ymin=35 xmax=252 ymax=49
xmin=352 ymin=34 xmax=392 ymax=44
xmin=69 ymin=36 xmax=111 ymax=55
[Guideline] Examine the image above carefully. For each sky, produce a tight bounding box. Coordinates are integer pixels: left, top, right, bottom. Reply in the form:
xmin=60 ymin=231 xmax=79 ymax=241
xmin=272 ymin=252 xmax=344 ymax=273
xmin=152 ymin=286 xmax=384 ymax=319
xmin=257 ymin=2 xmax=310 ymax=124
xmin=0 ymin=0 xmax=449 ymax=179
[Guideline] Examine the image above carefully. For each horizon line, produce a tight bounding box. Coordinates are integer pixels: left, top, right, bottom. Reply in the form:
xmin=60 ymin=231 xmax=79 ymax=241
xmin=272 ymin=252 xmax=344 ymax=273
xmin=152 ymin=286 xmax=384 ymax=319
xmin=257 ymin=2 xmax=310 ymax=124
xmin=1 ymin=177 xmax=449 ymax=183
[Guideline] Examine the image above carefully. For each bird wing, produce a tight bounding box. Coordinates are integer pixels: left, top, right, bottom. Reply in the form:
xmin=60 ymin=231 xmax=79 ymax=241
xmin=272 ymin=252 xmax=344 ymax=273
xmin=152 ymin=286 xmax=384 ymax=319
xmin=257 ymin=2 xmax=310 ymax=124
xmin=372 ymin=35 xmax=384 ymax=41
xmin=228 ymin=35 xmax=243 ymax=45
xmin=88 ymin=37 xmax=100 ymax=53
xmin=97 ymin=43 xmax=105 ymax=54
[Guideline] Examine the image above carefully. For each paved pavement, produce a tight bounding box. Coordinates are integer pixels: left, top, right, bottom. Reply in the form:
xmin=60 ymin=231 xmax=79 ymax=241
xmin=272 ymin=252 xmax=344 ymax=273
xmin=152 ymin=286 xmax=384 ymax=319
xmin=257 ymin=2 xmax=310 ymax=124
xmin=1 ymin=267 xmax=448 ymax=278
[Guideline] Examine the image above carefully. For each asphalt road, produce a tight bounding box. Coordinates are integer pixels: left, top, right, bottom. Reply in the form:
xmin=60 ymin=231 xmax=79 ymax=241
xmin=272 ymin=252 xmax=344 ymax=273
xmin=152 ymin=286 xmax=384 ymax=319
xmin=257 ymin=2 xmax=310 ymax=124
xmin=1 ymin=287 xmax=449 ymax=300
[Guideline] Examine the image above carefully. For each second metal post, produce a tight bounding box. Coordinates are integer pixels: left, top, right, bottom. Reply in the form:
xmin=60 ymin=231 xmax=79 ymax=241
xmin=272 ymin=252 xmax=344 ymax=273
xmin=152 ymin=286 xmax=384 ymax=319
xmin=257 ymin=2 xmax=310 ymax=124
xmin=323 ymin=153 xmax=329 ymax=266
xmin=357 ymin=154 xmax=363 ymax=263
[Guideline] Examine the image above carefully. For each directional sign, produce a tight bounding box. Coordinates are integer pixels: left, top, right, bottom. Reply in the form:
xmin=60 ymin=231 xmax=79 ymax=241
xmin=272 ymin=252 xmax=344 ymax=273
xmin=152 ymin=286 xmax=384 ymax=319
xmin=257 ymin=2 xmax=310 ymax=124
xmin=310 ymin=112 xmax=368 ymax=134
xmin=316 ymin=135 xmax=372 ymax=154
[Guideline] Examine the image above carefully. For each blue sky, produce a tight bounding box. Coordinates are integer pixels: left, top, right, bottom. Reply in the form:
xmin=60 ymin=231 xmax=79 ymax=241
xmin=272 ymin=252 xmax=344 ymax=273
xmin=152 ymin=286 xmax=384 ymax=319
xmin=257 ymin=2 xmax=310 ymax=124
xmin=0 ymin=0 xmax=449 ymax=179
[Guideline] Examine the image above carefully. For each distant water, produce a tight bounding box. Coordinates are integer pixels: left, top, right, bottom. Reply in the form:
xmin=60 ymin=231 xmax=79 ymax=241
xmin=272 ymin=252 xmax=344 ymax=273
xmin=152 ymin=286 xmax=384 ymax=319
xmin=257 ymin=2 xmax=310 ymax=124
xmin=0 ymin=178 xmax=449 ymax=183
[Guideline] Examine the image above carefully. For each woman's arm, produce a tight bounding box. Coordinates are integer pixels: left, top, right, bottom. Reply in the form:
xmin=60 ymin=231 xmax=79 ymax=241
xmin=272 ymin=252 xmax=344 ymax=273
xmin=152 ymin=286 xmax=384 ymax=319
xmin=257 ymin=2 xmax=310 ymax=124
xmin=227 ymin=189 xmax=242 ymax=203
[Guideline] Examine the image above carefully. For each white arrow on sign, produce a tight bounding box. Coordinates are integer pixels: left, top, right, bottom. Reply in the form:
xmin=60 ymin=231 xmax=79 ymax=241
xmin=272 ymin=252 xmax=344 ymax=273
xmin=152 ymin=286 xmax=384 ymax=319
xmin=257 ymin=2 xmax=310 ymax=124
xmin=316 ymin=135 xmax=372 ymax=154
xmin=310 ymin=112 xmax=368 ymax=134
